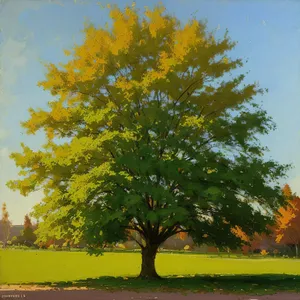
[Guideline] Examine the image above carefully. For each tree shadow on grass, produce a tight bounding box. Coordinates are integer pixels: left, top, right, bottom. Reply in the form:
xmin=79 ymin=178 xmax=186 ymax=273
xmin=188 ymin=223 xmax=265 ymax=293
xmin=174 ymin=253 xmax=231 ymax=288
xmin=29 ymin=274 xmax=300 ymax=295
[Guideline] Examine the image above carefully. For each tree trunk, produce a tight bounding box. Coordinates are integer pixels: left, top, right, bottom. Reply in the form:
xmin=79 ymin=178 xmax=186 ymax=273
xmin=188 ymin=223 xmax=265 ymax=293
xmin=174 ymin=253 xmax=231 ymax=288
xmin=227 ymin=248 xmax=230 ymax=258
xmin=296 ymin=244 xmax=299 ymax=258
xmin=138 ymin=244 xmax=161 ymax=279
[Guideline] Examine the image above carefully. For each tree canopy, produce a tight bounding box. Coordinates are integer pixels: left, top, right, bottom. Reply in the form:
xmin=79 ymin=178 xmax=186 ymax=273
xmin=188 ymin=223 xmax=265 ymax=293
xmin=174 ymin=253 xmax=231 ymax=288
xmin=7 ymin=3 xmax=289 ymax=278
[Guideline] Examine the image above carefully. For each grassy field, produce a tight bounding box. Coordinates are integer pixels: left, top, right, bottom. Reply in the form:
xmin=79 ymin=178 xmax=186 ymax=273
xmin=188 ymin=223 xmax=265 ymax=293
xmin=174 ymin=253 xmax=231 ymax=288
xmin=2 ymin=249 xmax=300 ymax=294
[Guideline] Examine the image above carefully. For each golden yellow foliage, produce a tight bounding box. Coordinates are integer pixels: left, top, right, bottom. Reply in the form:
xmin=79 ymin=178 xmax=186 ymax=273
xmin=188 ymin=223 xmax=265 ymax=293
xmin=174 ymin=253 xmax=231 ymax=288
xmin=173 ymin=20 xmax=201 ymax=62
xmin=118 ymin=243 xmax=126 ymax=249
xmin=231 ymin=226 xmax=249 ymax=242
xmin=144 ymin=5 xmax=166 ymax=38
xmin=260 ymin=249 xmax=268 ymax=256
xmin=275 ymin=186 xmax=300 ymax=246
xmin=223 ymin=57 xmax=229 ymax=64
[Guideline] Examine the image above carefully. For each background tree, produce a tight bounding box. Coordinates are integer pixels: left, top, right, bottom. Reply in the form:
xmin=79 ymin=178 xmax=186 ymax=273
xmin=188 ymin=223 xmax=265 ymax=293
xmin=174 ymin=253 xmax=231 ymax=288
xmin=7 ymin=4 xmax=289 ymax=279
xmin=1 ymin=203 xmax=11 ymax=247
xmin=177 ymin=231 xmax=188 ymax=241
xmin=18 ymin=214 xmax=37 ymax=247
xmin=275 ymin=184 xmax=300 ymax=257
xmin=24 ymin=214 xmax=32 ymax=229
xmin=11 ymin=236 xmax=18 ymax=246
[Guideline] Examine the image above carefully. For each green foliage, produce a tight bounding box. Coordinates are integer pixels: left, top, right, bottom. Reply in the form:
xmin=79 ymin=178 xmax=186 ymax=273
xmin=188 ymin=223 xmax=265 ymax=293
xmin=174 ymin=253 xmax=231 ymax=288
xmin=7 ymin=3 xmax=289 ymax=272
xmin=11 ymin=236 xmax=18 ymax=244
xmin=17 ymin=228 xmax=37 ymax=247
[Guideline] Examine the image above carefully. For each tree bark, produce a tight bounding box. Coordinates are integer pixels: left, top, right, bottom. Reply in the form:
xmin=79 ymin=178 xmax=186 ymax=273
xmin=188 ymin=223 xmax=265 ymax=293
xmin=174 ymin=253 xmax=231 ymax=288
xmin=138 ymin=244 xmax=161 ymax=279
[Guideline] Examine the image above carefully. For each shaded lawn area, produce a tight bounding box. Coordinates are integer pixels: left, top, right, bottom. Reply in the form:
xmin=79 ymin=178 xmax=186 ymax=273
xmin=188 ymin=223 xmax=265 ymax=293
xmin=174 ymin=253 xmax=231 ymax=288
xmin=34 ymin=274 xmax=300 ymax=295
xmin=1 ymin=249 xmax=300 ymax=294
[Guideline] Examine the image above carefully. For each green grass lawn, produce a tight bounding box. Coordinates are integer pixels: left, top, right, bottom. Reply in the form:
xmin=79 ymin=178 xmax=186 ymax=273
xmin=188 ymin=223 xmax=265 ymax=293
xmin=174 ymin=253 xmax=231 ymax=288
xmin=1 ymin=249 xmax=300 ymax=294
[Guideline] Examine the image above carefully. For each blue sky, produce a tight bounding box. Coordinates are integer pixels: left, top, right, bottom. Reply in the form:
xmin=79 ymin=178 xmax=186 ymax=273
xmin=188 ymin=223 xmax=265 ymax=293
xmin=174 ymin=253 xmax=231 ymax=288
xmin=1 ymin=0 xmax=300 ymax=224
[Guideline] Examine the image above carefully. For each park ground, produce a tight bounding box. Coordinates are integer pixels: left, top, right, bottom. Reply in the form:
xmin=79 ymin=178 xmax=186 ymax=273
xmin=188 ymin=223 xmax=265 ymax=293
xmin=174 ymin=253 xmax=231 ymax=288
xmin=2 ymin=290 xmax=300 ymax=300
xmin=2 ymin=249 xmax=300 ymax=297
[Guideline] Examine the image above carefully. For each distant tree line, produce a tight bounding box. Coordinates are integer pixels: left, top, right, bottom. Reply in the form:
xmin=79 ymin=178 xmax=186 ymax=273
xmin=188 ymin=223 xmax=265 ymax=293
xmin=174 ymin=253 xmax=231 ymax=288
xmin=1 ymin=205 xmax=37 ymax=247
xmin=2 ymin=183 xmax=300 ymax=257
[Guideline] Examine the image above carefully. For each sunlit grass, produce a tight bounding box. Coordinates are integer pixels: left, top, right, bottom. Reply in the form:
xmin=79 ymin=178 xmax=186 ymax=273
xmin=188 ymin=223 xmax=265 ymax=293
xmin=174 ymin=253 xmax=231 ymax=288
xmin=1 ymin=249 xmax=300 ymax=285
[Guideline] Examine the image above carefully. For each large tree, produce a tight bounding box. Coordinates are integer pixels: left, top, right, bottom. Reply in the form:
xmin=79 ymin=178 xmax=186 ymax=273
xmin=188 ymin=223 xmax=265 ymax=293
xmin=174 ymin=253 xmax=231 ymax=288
xmin=7 ymin=4 xmax=289 ymax=278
